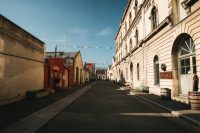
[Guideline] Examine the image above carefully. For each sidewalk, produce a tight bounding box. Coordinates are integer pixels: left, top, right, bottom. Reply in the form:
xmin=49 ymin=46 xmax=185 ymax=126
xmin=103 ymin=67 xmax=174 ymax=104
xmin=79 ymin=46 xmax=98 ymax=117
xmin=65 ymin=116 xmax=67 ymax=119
xmin=121 ymin=86 xmax=200 ymax=127
xmin=0 ymin=81 xmax=95 ymax=131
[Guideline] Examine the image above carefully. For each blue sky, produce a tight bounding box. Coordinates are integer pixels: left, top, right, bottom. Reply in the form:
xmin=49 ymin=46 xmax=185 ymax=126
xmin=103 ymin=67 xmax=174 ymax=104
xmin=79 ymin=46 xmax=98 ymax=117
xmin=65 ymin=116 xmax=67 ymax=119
xmin=0 ymin=0 xmax=127 ymax=67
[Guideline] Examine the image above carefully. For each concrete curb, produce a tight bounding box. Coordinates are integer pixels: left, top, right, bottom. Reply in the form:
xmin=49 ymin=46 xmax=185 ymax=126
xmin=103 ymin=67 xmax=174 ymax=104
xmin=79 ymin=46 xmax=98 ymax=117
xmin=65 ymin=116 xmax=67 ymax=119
xmin=0 ymin=82 xmax=97 ymax=133
xmin=134 ymin=92 xmax=200 ymax=127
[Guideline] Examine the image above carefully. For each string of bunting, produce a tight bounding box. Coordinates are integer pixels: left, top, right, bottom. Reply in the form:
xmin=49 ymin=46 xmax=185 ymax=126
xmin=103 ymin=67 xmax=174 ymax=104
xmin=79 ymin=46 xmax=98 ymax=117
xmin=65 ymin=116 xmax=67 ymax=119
xmin=57 ymin=44 xmax=114 ymax=49
xmin=95 ymin=62 xmax=110 ymax=65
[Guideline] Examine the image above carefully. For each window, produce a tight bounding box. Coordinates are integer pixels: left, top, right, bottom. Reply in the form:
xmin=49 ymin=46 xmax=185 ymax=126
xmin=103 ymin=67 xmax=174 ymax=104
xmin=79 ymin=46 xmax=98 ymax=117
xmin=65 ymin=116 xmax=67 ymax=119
xmin=180 ymin=58 xmax=190 ymax=74
xmin=125 ymin=44 xmax=128 ymax=55
xmin=125 ymin=22 xmax=127 ymax=33
xmin=129 ymin=12 xmax=132 ymax=26
xmin=135 ymin=29 xmax=139 ymax=45
xmin=179 ymin=37 xmax=195 ymax=56
xmin=126 ymin=68 xmax=128 ymax=80
xmin=154 ymin=56 xmax=160 ymax=85
xmin=179 ymin=36 xmax=196 ymax=74
xmin=137 ymin=63 xmax=140 ymax=81
xmin=120 ymin=32 xmax=122 ymax=43
xmin=135 ymin=0 xmax=138 ymax=15
xmin=130 ymin=39 xmax=132 ymax=51
xmin=151 ymin=7 xmax=158 ymax=30
xmin=185 ymin=0 xmax=198 ymax=6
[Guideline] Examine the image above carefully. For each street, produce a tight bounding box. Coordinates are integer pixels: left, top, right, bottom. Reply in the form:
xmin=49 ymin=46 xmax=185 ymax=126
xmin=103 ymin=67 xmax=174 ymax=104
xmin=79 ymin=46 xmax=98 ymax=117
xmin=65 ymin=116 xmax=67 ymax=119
xmin=1 ymin=1 xmax=200 ymax=133
xmin=37 ymin=81 xmax=195 ymax=133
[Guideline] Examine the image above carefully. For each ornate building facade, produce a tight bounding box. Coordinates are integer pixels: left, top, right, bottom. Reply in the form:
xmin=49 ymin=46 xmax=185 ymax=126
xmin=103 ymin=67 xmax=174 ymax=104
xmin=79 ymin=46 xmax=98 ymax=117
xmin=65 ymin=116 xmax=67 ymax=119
xmin=113 ymin=0 xmax=200 ymax=101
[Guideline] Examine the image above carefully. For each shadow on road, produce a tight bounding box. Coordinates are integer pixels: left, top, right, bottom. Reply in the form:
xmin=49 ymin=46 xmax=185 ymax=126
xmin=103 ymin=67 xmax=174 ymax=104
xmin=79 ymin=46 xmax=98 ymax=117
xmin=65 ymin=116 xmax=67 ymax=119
xmin=37 ymin=81 xmax=196 ymax=133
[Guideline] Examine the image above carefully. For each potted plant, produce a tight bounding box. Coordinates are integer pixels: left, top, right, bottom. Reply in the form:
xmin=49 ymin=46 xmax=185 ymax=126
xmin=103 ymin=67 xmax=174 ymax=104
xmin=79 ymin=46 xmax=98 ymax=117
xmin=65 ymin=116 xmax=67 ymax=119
xmin=54 ymin=77 xmax=60 ymax=85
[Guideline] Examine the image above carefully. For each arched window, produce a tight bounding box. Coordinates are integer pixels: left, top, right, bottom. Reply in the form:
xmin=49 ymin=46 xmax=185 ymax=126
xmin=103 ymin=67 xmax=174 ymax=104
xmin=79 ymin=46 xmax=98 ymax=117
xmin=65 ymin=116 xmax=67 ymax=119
xmin=125 ymin=22 xmax=127 ymax=33
xmin=135 ymin=29 xmax=139 ymax=45
xmin=137 ymin=63 xmax=140 ymax=81
xmin=129 ymin=12 xmax=132 ymax=26
xmin=119 ymin=69 xmax=121 ymax=80
xmin=135 ymin=0 xmax=138 ymax=15
xmin=130 ymin=62 xmax=133 ymax=82
xmin=130 ymin=38 xmax=132 ymax=51
xmin=179 ymin=36 xmax=196 ymax=74
xmin=76 ymin=67 xmax=79 ymax=85
xmin=154 ymin=56 xmax=160 ymax=85
xmin=179 ymin=37 xmax=195 ymax=56
xmin=151 ymin=6 xmax=158 ymax=30
xmin=125 ymin=44 xmax=128 ymax=55
xmin=120 ymin=32 xmax=122 ymax=43
xmin=126 ymin=67 xmax=128 ymax=80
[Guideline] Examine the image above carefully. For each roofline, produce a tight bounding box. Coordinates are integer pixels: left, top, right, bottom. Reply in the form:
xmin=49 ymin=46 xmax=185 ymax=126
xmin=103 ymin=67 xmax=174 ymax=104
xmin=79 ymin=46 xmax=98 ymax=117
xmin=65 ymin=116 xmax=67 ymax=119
xmin=0 ymin=14 xmax=44 ymax=44
xmin=75 ymin=50 xmax=80 ymax=58
xmin=76 ymin=50 xmax=84 ymax=67
xmin=115 ymin=0 xmax=132 ymax=40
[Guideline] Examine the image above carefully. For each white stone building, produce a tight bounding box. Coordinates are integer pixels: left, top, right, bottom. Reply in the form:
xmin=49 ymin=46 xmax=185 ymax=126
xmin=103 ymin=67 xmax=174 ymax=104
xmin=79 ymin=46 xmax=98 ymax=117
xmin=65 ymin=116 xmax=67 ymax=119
xmin=113 ymin=0 xmax=200 ymax=101
xmin=107 ymin=65 xmax=113 ymax=80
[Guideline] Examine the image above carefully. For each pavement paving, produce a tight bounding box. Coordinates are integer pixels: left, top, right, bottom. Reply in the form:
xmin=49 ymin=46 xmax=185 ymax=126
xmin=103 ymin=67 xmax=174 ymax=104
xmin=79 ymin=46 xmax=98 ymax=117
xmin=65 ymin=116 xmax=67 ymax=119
xmin=1 ymin=81 xmax=199 ymax=133
xmin=37 ymin=81 xmax=199 ymax=133
xmin=0 ymin=82 xmax=96 ymax=133
xmin=121 ymin=85 xmax=200 ymax=127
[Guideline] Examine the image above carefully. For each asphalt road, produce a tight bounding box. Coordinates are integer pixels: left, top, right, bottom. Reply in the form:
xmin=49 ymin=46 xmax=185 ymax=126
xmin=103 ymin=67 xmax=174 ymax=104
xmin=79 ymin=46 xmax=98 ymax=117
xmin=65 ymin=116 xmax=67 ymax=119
xmin=37 ymin=81 xmax=195 ymax=133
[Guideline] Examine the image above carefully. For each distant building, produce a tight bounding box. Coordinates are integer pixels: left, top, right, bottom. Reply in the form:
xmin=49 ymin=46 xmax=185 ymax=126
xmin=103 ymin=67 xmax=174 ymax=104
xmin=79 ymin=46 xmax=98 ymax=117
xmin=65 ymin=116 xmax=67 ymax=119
xmin=84 ymin=62 xmax=96 ymax=81
xmin=107 ymin=65 xmax=113 ymax=80
xmin=96 ymin=68 xmax=107 ymax=80
xmin=44 ymin=58 xmax=69 ymax=91
xmin=113 ymin=0 xmax=200 ymax=102
xmin=83 ymin=68 xmax=90 ymax=82
xmin=46 ymin=51 xmax=84 ymax=87
xmin=0 ymin=15 xmax=45 ymax=105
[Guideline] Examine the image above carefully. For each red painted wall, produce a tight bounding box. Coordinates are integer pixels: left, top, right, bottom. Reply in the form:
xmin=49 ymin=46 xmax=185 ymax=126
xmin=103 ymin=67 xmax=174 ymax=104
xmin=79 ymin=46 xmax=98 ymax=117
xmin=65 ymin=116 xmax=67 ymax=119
xmin=44 ymin=58 xmax=69 ymax=90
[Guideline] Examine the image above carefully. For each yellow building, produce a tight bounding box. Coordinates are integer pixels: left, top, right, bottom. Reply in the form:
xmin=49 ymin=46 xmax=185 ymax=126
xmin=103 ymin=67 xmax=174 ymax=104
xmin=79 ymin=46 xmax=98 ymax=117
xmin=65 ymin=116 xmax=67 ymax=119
xmin=46 ymin=51 xmax=84 ymax=86
xmin=0 ymin=15 xmax=45 ymax=105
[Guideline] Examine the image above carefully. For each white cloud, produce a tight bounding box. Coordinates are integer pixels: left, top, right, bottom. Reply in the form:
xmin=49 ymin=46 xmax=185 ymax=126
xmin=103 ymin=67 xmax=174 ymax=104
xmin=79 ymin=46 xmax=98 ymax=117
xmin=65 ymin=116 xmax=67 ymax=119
xmin=70 ymin=27 xmax=89 ymax=34
xmin=96 ymin=27 xmax=112 ymax=37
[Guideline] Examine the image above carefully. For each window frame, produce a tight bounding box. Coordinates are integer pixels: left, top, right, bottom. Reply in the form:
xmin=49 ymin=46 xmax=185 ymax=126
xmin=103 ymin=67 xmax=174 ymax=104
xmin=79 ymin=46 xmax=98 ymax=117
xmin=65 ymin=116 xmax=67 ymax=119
xmin=135 ymin=29 xmax=139 ymax=46
xmin=134 ymin=0 xmax=138 ymax=15
xmin=137 ymin=63 xmax=140 ymax=81
xmin=129 ymin=12 xmax=132 ymax=26
xmin=151 ymin=6 xmax=158 ymax=30
xmin=154 ymin=55 xmax=160 ymax=85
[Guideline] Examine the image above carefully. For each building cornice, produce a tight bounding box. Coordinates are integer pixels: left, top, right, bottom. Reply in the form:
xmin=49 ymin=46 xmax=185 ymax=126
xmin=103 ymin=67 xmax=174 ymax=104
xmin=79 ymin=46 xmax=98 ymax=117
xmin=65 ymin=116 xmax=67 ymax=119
xmin=115 ymin=0 xmax=132 ymax=40
xmin=0 ymin=14 xmax=44 ymax=45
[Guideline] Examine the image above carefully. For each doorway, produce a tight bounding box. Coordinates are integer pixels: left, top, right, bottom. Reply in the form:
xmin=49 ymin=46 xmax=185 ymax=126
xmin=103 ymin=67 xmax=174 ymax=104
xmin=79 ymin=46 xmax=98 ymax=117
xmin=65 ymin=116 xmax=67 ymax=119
xmin=172 ymin=34 xmax=196 ymax=96
xmin=178 ymin=37 xmax=196 ymax=94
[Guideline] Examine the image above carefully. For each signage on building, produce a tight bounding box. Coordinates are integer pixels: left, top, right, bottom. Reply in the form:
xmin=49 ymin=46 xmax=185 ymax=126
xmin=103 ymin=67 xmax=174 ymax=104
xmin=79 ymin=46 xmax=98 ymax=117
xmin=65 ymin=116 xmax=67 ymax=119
xmin=53 ymin=66 xmax=59 ymax=70
xmin=160 ymin=71 xmax=172 ymax=79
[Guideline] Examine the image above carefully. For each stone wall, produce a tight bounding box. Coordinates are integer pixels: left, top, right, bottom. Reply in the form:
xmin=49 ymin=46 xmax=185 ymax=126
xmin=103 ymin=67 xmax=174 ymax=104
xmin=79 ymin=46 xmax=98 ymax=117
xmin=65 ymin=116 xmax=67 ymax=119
xmin=0 ymin=15 xmax=44 ymax=105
